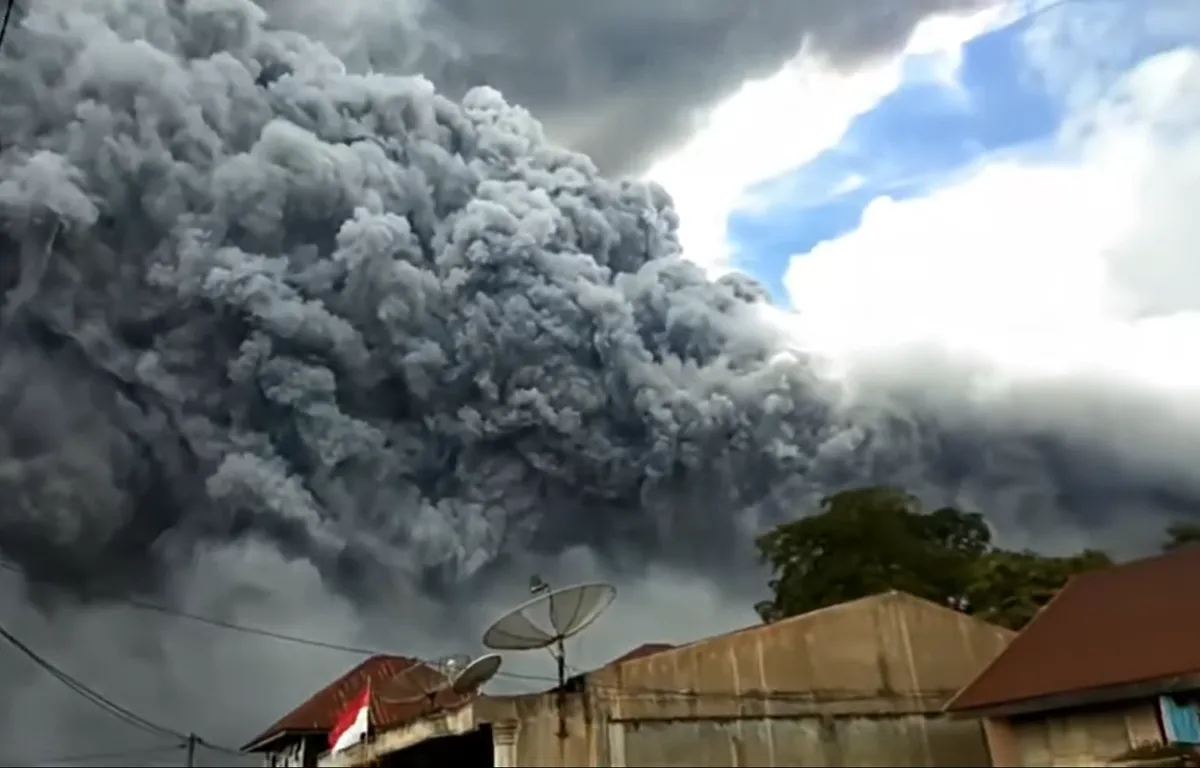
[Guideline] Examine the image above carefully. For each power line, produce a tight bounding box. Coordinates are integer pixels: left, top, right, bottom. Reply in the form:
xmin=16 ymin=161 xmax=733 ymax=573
xmin=1 ymin=561 xmax=870 ymax=710
xmin=0 ymin=565 xmax=968 ymax=764
xmin=0 ymin=562 xmax=938 ymax=706
xmin=0 ymin=618 xmax=245 ymax=763
xmin=0 ymin=0 xmax=14 ymax=56
xmin=0 ymin=576 xmax=939 ymax=702
xmin=9 ymin=743 xmax=184 ymax=767
xmin=0 ymin=621 xmax=186 ymax=741
xmin=0 ymin=560 xmax=554 ymax=683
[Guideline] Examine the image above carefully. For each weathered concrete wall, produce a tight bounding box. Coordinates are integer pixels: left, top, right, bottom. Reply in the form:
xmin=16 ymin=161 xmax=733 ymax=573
xmin=333 ymin=593 xmax=1013 ymax=767
xmin=483 ymin=696 xmax=992 ymax=767
xmin=495 ymin=593 xmax=1012 ymax=766
xmin=592 ymin=591 xmax=1014 ymax=721
xmin=479 ymin=691 xmax=605 ymax=767
xmin=616 ymin=713 xmax=991 ymax=767
xmin=992 ymin=699 xmax=1163 ymax=767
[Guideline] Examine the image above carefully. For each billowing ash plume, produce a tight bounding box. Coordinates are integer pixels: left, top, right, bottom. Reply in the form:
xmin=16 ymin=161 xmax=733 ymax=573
xmin=0 ymin=0 xmax=844 ymax=596
xmin=253 ymin=0 xmax=996 ymax=173
xmin=1 ymin=0 xmax=1197 ymax=608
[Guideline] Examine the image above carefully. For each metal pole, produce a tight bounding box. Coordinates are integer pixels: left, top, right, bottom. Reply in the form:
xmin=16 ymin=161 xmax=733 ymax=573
xmin=184 ymin=733 xmax=197 ymax=767
xmin=555 ymin=639 xmax=567 ymax=738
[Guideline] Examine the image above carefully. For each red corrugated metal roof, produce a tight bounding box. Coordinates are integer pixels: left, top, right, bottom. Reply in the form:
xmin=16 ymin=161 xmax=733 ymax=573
xmin=947 ymin=545 xmax=1200 ymax=713
xmin=242 ymin=654 xmax=475 ymax=752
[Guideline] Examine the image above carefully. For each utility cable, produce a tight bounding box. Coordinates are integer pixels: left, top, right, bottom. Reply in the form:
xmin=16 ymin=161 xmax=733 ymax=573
xmin=0 ymin=621 xmax=186 ymax=741
xmin=0 ymin=560 xmax=853 ymax=699
xmin=0 ymin=619 xmax=245 ymax=759
xmin=10 ymin=743 xmax=184 ymax=767
xmin=0 ymin=0 xmax=15 ymax=56
xmin=0 ymin=561 xmax=897 ymax=702
xmin=0 ymin=559 xmax=553 ymax=683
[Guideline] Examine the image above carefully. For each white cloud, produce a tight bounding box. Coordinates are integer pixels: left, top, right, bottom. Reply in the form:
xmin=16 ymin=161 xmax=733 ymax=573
xmin=906 ymin=2 xmax=1017 ymax=90
xmin=782 ymin=48 xmax=1200 ymax=391
xmin=645 ymin=5 xmax=1011 ymax=274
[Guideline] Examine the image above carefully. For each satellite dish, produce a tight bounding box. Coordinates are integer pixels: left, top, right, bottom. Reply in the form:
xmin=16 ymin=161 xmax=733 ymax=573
xmin=482 ymin=581 xmax=616 ymax=686
xmin=450 ymin=653 xmax=503 ymax=695
xmin=482 ymin=581 xmax=616 ymax=739
xmin=379 ymin=654 xmax=470 ymax=704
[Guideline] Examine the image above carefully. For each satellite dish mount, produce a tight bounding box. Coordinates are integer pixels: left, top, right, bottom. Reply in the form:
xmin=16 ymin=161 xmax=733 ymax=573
xmin=379 ymin=654 xmax=470 ymax=708
xmin=379 ymin=652 xmax=503 ymax=709
xmin=482 ymin=578 xmax=617 ymax=737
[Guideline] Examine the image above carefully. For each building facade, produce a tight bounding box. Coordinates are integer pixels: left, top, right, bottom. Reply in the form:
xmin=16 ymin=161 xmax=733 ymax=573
xmin=321 ymin=591 xmax=1014 ymax=767
xmin=242 ymin=654 xmax=470 ymax=767
xmin=947 ymin=546 xmax=1200 ymax=767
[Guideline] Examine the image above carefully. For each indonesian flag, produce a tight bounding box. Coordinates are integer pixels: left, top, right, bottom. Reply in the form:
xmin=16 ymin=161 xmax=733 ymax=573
xmin=329 ymin=684 xmax=370 ymax=754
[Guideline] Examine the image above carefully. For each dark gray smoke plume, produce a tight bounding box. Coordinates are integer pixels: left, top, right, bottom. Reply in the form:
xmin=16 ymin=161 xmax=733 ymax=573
xmin=254 ymin=0 xmax=995 ymax=173
xmin=0 ymin=0 xmax=1196 ymax=763
xmin=0 ymin=0 xmax=828 ymax=592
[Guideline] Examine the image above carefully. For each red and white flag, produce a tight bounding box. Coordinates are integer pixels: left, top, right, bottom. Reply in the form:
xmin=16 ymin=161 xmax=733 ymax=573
xmin=329 ymin=684 xmax=371 ymax=754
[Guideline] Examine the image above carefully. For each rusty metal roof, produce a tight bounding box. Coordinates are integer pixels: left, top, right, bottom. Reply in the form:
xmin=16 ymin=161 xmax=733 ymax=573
xmin=947 ymin=546 xmax=1200 ymax=713
xmin=242 ymin=654 xmax=476 ymax=752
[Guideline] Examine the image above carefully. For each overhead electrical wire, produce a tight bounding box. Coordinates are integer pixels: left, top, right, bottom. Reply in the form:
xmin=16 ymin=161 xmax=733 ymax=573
xmin=0 ymin=559 xmax=554 ymax=684
xmin=6 ymin=743 xmax=185 ymax=768
xmin=0 ymin=559 xmax=858 ymax=700
xmin=0 ymin=621 xmax=187 ymax=741
xmin=0 ymin=0 xmax=15 ymax=55
xmin=0 ymin=612 xmax=245 ymax=761
xmin=0 ymin=559 xmax=904 ymax=704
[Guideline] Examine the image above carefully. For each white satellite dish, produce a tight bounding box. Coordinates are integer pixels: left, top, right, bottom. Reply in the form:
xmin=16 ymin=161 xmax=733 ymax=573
xmin=450 ymin=653 xmax=503 ymax=695
xmin=379 ymin=654 xmax=470 ymax=704
xmin=482 ymin=580 xmax=616 ymax=689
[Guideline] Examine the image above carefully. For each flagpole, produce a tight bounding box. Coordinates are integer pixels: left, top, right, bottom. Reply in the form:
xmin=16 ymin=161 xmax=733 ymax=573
xmin=367 ymin=680 xmax=377 ymax=768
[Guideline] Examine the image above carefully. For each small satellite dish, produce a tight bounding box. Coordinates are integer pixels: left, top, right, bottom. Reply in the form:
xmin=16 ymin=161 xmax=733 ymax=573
xmin=379 ymin=654 xmax=470 ymax=704
xmin=450 ymin=653 xmax=503 ymax=695
xmin=482 ymin=581 xmax=616 ymax=687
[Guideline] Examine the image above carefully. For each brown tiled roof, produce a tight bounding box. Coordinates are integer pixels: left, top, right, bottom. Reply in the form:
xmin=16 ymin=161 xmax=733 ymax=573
xmin=242 ymin=654 xmax=476 ymax=752
xmin=947 ymin=546 xmax=1200 ymax=713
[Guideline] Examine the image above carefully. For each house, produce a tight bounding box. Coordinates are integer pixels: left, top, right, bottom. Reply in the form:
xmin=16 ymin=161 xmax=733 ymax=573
xmin=241 ymin=654 xmax=479 ymax=767
xmin=319 ymin=591 xmax=1015 ymax=767
xmin=945 ymin=545 xmax=1200 ymax=767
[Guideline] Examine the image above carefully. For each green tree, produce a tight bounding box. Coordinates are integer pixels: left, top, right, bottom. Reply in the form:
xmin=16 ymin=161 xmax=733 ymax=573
xmin=1163 ymin=521 xmax=1200 ymax=551
xmin=755 ymin=487 xmax=988 ymax=620
xmin=964 ymin=548 xmax=1111 ymax=629
xmin=755 ymin=486 xmax=1113 ymax=630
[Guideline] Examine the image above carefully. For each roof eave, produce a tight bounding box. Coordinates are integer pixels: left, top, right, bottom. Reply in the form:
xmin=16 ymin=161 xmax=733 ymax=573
xmin=241 ymin=728 xmax=324 ymax=753
xmin=946 ymin=674 xmax=1200 ymax=719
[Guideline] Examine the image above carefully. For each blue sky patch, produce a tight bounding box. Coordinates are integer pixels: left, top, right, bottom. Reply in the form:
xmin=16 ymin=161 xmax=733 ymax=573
xmin=729 ymin=0 xmax=1197 ymax=306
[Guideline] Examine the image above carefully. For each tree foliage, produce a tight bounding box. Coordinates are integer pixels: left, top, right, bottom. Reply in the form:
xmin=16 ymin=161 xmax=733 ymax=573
xmin=755 ymin=486 xmax=1114 ymax=630
xmin=1163 ymin=521 xmax=1200 ymax=551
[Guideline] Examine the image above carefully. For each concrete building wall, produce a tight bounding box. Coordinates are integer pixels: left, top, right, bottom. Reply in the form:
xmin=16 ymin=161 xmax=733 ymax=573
xmin=615 ymin=713 xmax=990 ymax=767
xmin=488 ymin=692 xmax=603 ymax=766
xmin=486 ymin=693 xmax=992 ymax=767
xmin=495 ymin=592 xmax=1012 ymax=767
xmin=326 ymin=593 xmax=1013 ymax=767
xmin=592 ymin=591 xmax=1014 ymax=722
xmin=984 ymin=700 xmax=1164 ymax=767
